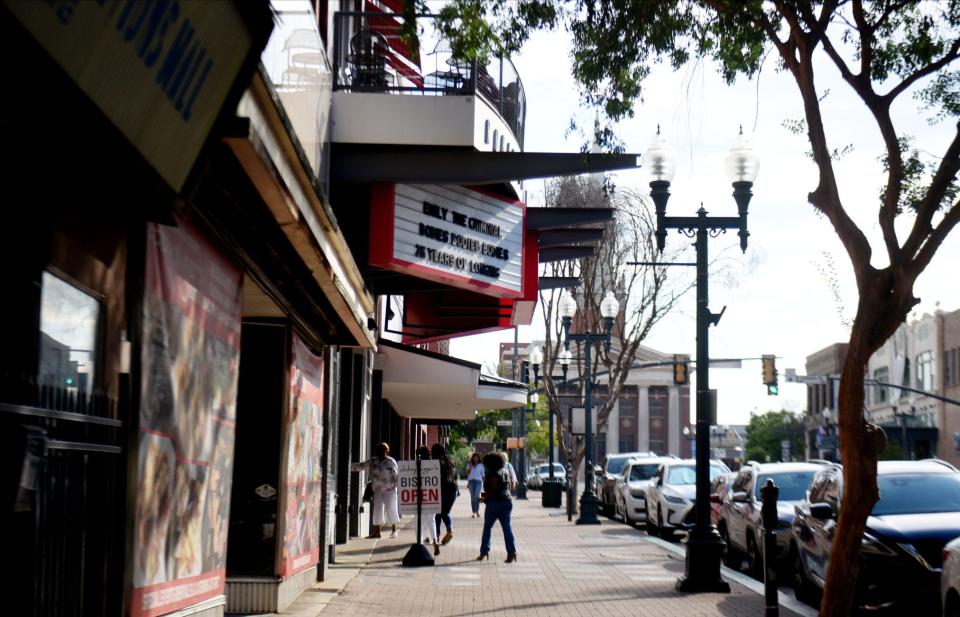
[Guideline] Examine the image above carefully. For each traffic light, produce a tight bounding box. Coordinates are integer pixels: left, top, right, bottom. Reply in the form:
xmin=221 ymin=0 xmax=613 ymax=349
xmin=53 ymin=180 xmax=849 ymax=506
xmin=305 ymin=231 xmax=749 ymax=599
xmin=673 ymin=355 xmax=689 ymax=385
xmin=762 ymin=355 xmax=778 ymax=395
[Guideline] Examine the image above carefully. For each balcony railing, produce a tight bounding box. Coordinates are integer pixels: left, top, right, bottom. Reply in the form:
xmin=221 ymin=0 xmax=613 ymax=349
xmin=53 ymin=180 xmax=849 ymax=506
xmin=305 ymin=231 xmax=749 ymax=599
xmin=332 ymin=11 xmax=526 ymax=148
xmin=259 ymin=0 xmax=333 ymax=196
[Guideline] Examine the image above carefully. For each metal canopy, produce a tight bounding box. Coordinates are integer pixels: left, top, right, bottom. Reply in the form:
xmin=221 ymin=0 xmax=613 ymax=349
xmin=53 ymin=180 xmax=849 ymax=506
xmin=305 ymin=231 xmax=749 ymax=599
xmin=331 ymin=145 xmax=640 ymax=184
xmin=538 ymin=276 xmax=579 ymax=290
xmin=539 ymin=247 xmax=597 ymax=263
xmin=526 ymin=207 xmax=614 ymax=230
xmin=537 ymin=228 xmax=604 ymax=248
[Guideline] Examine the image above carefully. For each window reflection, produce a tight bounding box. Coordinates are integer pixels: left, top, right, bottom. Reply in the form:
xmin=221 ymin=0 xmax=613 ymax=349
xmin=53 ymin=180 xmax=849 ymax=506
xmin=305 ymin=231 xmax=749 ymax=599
xmin=38 ymin=272 xmax=99 ymax=394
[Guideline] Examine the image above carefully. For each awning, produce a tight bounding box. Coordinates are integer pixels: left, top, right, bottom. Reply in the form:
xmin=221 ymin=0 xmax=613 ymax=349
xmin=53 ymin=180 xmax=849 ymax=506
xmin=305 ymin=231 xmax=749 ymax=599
xmin=331 ymin=145 xmax=640 ymax=184
xmin=378 ymin=339 xmax=526 ymax=420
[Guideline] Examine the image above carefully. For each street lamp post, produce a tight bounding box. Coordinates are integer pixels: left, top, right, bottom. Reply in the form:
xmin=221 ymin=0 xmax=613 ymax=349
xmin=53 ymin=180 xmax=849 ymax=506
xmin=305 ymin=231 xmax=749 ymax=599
xmin=643 ymin=126 xmax=758 ymax=593
xmin=559 ymin=288 xmax=620 ymax=525
xmin=517 ymin=346 xmax=542 ymax=500
xmin=683 ymin=425 xmax=696 ymax=457
xmin=553 ymin=348 xmax=572 ymax=479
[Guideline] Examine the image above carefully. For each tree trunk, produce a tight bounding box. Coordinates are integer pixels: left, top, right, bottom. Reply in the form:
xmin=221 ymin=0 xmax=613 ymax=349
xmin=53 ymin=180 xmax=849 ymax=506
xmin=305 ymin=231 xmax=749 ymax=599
xmin=819 ymin=268 xmax=911 ymax=617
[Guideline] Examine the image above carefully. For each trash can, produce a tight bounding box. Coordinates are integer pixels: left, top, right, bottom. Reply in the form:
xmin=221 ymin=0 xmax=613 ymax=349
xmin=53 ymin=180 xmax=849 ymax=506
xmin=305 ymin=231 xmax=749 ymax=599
xmin=541 ymin=478 xmax=563 ymax=507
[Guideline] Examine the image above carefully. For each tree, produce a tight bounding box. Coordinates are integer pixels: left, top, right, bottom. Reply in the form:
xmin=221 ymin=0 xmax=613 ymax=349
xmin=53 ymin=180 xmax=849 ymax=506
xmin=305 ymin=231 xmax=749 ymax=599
xmin=536 ymin=175 xmax=692 ymax=509
xmin=425 ymin=2 xmax=960 ymax=615
xmin=745 ymin=410 xmax=806 ymax=463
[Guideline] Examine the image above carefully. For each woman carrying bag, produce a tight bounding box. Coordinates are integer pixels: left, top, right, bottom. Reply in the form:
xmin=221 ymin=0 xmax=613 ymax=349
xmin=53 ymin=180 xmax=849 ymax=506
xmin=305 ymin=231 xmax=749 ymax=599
xmin=477 ymin=452 xmax=517 ymax=563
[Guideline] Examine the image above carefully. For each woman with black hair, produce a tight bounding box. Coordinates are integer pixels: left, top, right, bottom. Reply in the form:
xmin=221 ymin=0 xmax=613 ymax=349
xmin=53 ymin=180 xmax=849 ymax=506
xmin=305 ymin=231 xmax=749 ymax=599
xmin=477 ymin=452 xmax=517 ymax=563
xmin=432 ymin=443 xmax=458 ymax=546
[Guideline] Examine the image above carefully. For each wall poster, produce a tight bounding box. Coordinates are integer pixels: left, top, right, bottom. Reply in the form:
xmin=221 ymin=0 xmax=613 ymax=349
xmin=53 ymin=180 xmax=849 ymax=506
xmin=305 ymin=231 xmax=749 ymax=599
xmin=131 ymin=218 xmax=243 ymax=617
xmin=279 ymin=334 xmax=325 ymax=577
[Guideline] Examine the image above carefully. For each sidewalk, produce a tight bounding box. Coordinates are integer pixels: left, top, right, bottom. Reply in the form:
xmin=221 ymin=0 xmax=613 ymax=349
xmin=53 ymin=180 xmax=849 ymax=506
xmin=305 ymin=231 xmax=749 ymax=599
xmin=281 ymin=486 xmax=816 ymax=617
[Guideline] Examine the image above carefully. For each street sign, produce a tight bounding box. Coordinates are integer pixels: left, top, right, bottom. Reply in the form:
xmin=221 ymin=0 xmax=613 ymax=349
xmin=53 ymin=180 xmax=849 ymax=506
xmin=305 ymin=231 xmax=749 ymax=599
xmin=570 ymin=407 xmax=587 ymax=435
xmin=496 ymin=420 xmax=513 ymax=427
xmin=785 ymin=368 xmax=797 ymax=383
xmin=398 ymin=459 xmax=441 ymax=516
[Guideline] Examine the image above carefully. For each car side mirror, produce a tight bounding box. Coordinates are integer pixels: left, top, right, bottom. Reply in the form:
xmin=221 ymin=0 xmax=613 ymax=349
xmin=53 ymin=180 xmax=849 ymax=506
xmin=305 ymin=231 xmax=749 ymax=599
xmin=809 ymin=503 xmax=834 ymax=520
xmin=732 ymin=491 xmax=749 ymax=503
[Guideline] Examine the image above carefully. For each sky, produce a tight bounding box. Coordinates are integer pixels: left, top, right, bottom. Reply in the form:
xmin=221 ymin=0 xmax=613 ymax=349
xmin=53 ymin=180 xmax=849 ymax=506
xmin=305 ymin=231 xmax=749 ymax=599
xmin=449 ymin=28 xmax=960 ymax=426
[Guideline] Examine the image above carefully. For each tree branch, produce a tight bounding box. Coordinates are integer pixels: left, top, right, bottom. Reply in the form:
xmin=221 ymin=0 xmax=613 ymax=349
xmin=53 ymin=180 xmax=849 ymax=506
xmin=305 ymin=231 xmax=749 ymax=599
xmin=910 ymin=200 xmax=960 ymax=277
xmin=777 ymin=5 xmax=874 ymax=275
xmin=885 ymin=37 xmax=960 ymax=102
xmin=851 ymin=0 xmax=874 ymax=80
xmin=903 ymin=122 xmax=960 ymax=260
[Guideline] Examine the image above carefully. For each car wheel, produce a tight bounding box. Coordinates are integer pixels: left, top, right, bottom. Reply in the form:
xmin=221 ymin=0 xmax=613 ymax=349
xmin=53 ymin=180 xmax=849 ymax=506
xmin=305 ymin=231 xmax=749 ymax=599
xmin=745 ymin=532 xmax=762 ymax=578
xmin=657 ymin=505 xmax=673 ymax=540
xmin=793 ymin=544 xmax=819 ymax=606
xmin=719 ymin=523 xmax=740 ymax=569
xmin=646 ymin=504 xmax=660 ymax=536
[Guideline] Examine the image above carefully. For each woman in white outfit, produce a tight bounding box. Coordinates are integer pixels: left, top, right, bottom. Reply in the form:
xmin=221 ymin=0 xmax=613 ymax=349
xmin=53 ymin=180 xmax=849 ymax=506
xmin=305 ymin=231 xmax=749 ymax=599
xmin=352 ymin=442 xmax=400 ymax=538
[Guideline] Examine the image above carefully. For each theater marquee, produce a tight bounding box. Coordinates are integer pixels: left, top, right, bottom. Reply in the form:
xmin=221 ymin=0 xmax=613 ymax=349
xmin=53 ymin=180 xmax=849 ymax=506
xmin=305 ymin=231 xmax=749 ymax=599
xmin=369 ymin=183 xmax=526 ymax=298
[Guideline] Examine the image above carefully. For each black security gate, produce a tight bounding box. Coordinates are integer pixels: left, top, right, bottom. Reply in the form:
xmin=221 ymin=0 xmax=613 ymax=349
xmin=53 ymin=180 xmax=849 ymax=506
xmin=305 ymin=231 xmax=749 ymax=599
xmin=1 ymin=376 xmax=126 ymax=617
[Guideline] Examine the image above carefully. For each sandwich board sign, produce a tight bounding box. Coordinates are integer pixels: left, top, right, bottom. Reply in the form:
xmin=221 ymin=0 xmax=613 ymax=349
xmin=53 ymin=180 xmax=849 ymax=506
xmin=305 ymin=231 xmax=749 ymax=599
xmin=398 ymin=459 xmax=441 ymax=516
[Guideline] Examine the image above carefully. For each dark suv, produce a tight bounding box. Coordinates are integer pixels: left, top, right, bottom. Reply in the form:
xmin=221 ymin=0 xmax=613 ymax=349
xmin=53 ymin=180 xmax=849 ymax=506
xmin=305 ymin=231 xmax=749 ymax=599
xmin=791 ymin=459 xmax=960 ymax=612
xmin=717 ymin=461 xmax=823 ymax=575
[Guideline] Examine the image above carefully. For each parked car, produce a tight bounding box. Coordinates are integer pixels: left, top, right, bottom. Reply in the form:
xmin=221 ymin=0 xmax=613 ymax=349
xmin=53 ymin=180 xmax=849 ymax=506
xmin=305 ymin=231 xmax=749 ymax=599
xmin=597 ymin=451 xmax=658 ymax=516
xmin=709 ymin=471 xmax=736 ymax=526
xmin=645 ymin=458 xmax=730 ymax=538
xmin=792 ymin=459 xmax=960 ymax=612
xmin=943 ymin=536 xmax=960 ymax=617
xmin=717 ymin=461 xmax=823 ymax=575
xmin=528 ymin=463 xmax=566 ymax=490
xmin=613 ymin=456 xmax=677 ymax=525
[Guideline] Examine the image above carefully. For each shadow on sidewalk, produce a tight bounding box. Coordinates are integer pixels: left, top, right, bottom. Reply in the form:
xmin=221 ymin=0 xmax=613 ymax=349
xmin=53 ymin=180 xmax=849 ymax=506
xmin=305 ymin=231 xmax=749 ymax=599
xmin=442 ymin=588 xmax=688 ymax=617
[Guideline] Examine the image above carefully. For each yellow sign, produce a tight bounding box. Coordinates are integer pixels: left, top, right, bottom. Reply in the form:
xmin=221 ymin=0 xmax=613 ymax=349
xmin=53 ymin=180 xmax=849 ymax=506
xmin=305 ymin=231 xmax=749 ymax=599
xmin=6 ymin=0 xmax=252 ymax=191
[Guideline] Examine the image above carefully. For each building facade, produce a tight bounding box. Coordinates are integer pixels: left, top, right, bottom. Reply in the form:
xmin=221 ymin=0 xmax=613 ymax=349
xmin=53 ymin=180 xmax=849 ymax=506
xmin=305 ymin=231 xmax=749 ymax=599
xmin=506 ymin=342 xmax=691 ymax=461
xmin=1 ymin=2 xmax=638 ymax=615
xmin=803 ymin=343 xmax=847 ymax=461
xmin=865 ymin=311 xmax=946 ymax=463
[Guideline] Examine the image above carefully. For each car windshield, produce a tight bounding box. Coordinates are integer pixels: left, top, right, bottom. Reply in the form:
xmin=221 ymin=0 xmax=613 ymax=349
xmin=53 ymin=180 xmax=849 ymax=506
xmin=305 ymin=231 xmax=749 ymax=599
xmin=667 ymin=465 xmax=726 ymax=485
xmin=630 ymin=464 xmax=660 ymax=481
xmin=755 ymin=472 xmax=816 ymax=501
xmin=871 ymin=473 xmax=960 ymax=516
xmin=607 ymin=457 xmax=632 ymax=475
xmin=539 ymin=464 xmax=563 ymax=475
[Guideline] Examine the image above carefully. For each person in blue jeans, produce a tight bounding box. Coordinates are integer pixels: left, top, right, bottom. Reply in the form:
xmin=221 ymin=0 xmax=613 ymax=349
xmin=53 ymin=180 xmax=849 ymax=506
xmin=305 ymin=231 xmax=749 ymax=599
xmin=477 ymin=452 xmax=517 ymax=563
xmin=466 ymin=452 xmax=484 ymax=517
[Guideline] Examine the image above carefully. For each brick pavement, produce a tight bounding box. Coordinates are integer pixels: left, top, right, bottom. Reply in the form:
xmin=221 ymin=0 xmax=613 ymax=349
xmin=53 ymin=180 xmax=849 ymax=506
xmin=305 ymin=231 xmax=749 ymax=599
xmin=303 ymin=485 xmax=816 ymax=617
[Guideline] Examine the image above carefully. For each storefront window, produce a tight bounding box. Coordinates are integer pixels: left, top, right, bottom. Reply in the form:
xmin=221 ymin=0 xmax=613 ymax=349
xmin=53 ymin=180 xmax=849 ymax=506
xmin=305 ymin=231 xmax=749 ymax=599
xmin=916 ymin=351 xmax=934 ymax=393
xmin=38 ymin=271 xmax=99 ymax=394
xmin=873 ymin=366 xmax=889 ymax=404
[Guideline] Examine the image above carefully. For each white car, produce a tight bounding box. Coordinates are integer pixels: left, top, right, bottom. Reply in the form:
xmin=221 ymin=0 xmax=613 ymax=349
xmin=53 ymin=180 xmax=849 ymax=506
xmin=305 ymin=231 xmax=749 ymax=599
xmin=529 ymin=462 xmax=566 ymax=490
xmin=942 ymin=536 xmax=960 ymax=616
xmin=645 ymin=458 xmax=730 ymax=538
xmin=614 ymin=456 xmax=677 ymax=526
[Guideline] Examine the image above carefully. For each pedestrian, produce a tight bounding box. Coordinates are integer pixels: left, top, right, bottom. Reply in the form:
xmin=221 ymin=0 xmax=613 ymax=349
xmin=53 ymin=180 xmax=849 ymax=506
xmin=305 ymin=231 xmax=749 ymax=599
xmin=351 ymin=442 xmax=400 ymax=539
xmin=466 ymin=452 xmax=484 ymax=517
xmin=477 ymin=452 xmax=517 ymax=563
xmin=416 ymin=446 xmax=441 ymax=554
xmin=432 ymin=443 xmax=458 ymax=546
xmin=504 ymin=459 xmax=518 ymax=492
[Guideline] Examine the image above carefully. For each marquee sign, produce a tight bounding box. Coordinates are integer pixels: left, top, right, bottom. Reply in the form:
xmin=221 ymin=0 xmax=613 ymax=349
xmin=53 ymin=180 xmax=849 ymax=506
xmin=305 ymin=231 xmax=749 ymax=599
xmin=369 ymin=183 xmax=526 ymax=298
